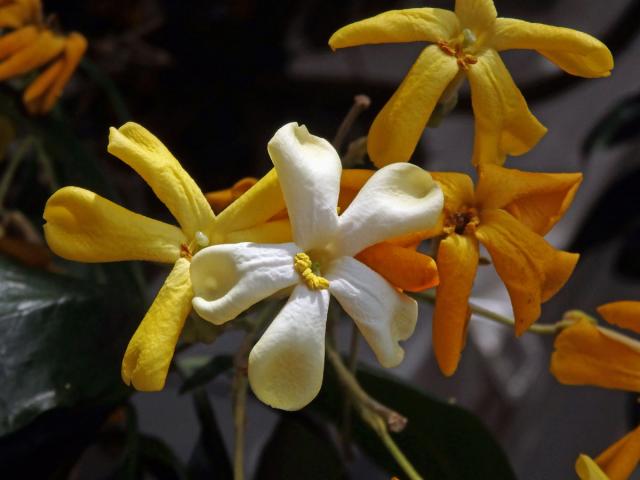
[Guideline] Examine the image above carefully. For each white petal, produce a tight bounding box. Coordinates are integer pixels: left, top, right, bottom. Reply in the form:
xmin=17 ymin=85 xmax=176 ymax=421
xmin=248 ymin=285 xmax=330 ymax=410
xmin=333 ymin=163 xmax=443 ymax=257
xmin=190 ymin=242 xmax=298 ymax=325
xmin=268 ymin=122 xmax=341 ymax=251
xmin=326 ymin=256 xmax=417 ymax=368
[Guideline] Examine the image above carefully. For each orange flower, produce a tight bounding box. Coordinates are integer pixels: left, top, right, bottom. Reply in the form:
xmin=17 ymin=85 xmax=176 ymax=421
xmin=430 ymin=164 xmax=581 ymax=375
xmin=0 ymin=0 xmax=87 ymax=114
xmin=552 ymin=302 xmax=640 ymax=479
xmin=206 ymin=169 xmax=439 ymax=292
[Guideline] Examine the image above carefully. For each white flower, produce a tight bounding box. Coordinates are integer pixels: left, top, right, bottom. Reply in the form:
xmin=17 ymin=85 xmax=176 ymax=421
xmin=190 ymin=122 xmax=443 ymax=410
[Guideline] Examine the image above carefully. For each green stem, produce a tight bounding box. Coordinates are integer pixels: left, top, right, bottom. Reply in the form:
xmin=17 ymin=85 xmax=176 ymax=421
xmin=80 ymin=59 xmax=131 ymax=123
xmin=0 ymin=138 xmax=33 ymax=208
xmin=413 ymin=290 xmax=574 ymax=335
xmin=326 ymin=344 xmax=420 ymax=480
xmin=340 ymin=323 xmax=361 ymax=459
xmin=332 ymin=94 xmax=371 ymax=153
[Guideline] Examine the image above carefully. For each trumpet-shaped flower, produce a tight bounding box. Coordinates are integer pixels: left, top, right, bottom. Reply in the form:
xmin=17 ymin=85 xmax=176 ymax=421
xmin=0 ymin=0 xmax=87 ymax=114
xmin=551 ymin=303 xmax=640 ymax=479
xmin=428 ymin=164 xmax=581 ymax=375
xmin=190 ymin=122 xmax=443 ymax=410
xmin=329 ymin=0 xmax=613 ymax=167
xmin=43 ymin=122 xmax=289 ymax=391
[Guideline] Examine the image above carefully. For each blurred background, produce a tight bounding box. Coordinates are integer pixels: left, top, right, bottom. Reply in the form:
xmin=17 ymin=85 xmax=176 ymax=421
xmin=1 ymin=0 xmax=640 ymax=478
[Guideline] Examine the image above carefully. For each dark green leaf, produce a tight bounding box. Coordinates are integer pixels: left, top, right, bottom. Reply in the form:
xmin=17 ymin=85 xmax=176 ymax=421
xmin=312 ymin=364 xmax=517 ymax=480
xmin=255 ymin=414 xmax=346 ymax=480
xmin=0 ymin=255 xmax=130 ymax=435
xmin=188 ymin=389 xmax=233 ymax=479
xmin=179 ymin=355 xmax=233 ymax=394
xmin=582 ymin=91 xmax=640 ymax=158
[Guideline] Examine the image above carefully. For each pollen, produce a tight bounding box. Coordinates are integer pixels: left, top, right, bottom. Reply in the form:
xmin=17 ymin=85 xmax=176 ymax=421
xmin=294 ymin=252 xmax=330 ymax=290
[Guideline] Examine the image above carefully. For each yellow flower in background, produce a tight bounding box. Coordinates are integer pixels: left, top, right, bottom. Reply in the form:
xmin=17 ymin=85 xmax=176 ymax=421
xmin=0 ymin=0 xmax=87 ymax=114
xmin=329 ymin=0 xmax=613 ymax=167
xmin=428 ymin=164 xmax=581 ymax=375
xmin=43 ymin=122 xmax=289 ymax=391
xmin=551 ymin=303 xmax=640 ymax=479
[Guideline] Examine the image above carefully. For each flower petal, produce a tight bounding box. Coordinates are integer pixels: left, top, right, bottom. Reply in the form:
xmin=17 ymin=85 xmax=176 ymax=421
xmin=205 ymin=177 xmax=258 ymax=214
xmin=0 ymin=29 xmax=66 ymax=80
xmin=339 ymin=168 xmax=375 ymax=212
xmin=122 ymin=258 xmax=192 ymax=391
xmin=328 ymin=8 xmax=460 ymax=49
xmin=454 ymin=0 xmax=497 ymax=35
xmin=576 ymin=454 xmax=609 ymax=480
xmin=108 ymin=122 xmax=215 ymax=238
xmin=248 ymin=285 xmax=329 ymax=410
xmin=596 ymin=301 xmax=640 ymax=335
xmin=551 ymin=319 xmax=640 ymax=392
xmin=23 ymin=56 xmax=65 ymax=113
xmin=596 ymin=426 xmax=640 ymax=480
xmin=267 ymin=123 xmax=341 ymax=251
xmin=476 ymin=209 xmax=578 ymax=335
xmin=467 ymin=49 xmax=547 ymax=165
xmin=215 ymin=168 xmax=287 ymax=235
xmin=475 ymin=164 xmax=582 ymax=235
xmin=355 ymin=242 xmax=439 ymax=292
xmin=327 ymin=256 xmax=417 ymax=367
xmin=190 ymin=242 xmax=298 ymax=325
xmin=333 ymin=163 xmax=443 ymax=257
xmin=433 ymin=233 xmax=479 ymax=376
xmin=368 ymin=45 xmax=459 ymax=167
xmin=224 ymin=219 xmax=292 ymax=244
xmin=492 ymin=18 xmax=613 ymax=78
xmin=0 ymin=26 xmax=38 ymax=60
xmin=26 ymin=32 xmax=87 ymax=114
xmin=430 ymin=171 xmax=475 ymax=213
xmin=43 ymin=186 xmax=184 ymax=263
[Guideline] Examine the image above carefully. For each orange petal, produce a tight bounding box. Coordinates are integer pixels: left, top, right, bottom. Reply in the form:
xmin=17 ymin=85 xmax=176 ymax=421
xmin=205 ymin=177 xmax=258 ymax=214
xmin=598 ymin=301 xmax=640 ymax=335
xmin=476 ymin=209 xmax=578 ymax=334
xmin=430 ymin=171 xmax=475 ymax=213
xmin=433 ymin=233 xmax=479 ymax=376
xmin=356 ymin=242 xmax=439 ymax=292
xmin=0 ymin=29 xmax=66 ymax=81
xmin=596 ymin=426 xmax=640 ymax=480
xmin=475 ymin=164 xmax=582 ymax=235
xmin=551 ymin=319 xmax=640 ymax=393
xmin=339 ymin=168 xmax=375 ymax=212
xmin=0 ymin=25 xmax=38 ymax=61
xmin=23 ymin=55 xmax=65 ymax=113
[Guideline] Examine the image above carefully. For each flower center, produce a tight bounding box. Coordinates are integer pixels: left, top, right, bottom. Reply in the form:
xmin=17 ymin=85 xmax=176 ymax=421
xmin=180 ymin=230 xmax=210 ymax=260
xmin=444 ymin=207 xmax=479 ymax=235
xmin=294 ymin=252 xmax=329 ymax=290
xmin=438 ymin=29 xmax=478 ymax=71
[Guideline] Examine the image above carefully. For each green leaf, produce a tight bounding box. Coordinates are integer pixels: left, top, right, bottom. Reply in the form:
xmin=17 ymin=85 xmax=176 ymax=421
xmin=312 ymin=364 xmax=517 ymax=480
xmin=0 ymin=255 xmax=130 ymax=435
xmin=179 ymin=355 xmax=233 ymax=394
xmin=255 ymin=414 xmax=346 ymax=480
xmin=188 ymin=389 xmax=233 ymax=479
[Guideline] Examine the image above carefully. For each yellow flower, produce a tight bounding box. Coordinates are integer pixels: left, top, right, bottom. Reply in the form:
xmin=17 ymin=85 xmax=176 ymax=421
xmin=329 ymin=0 xmax=613 ymax=167
xmin=0 ymin=0 xmax=87 ymax=114
xmin=43 ymin=122 xmax=289 ymax=391
xmin=552 ymin=303 xmax=640 ymax=479
xmin=428 ymin=164 xmax=581 ymax=375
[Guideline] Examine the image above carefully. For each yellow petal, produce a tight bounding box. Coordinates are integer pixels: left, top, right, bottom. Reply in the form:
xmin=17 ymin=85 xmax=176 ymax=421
xmin=467 ymin=49 xmax=547 ymax=165
xmin=454 ymin=0 xmax=496 ymax=35
xmin=368 ymin=45 xmax=459 ymax=167
xmin=215 ymin=168 xmax=286 ymax=237
xmin=328 ymin=8 xmax=460 ymax=49
xmin=28 ymin=32 xmax=87 ymax=114
xmin=475 ymin=164 xmax=582 ymax=235
xmin=122 ymin=258 xmax=192 ymax=391
xmin=108 ymin=122 xmax=215 ymax=239
xmin=598 ymin=301 xmax=640 ymax=335
xmin=492 ymin=18 xmax=613 ymax=78
xmin=596 ymin=426 xmax=640 ymax=480
xmin=224 ymin=218 xmax=292 ymax=244
xmin=430 ymin=171 xmax=475 ymax=212
xmin=43 ymin=186 xmax=185 ymax=263
xmin=476 ymin=209 xmax=578 ymax=335
xmin=576 ymin=454 xmax=610 ymax=480
xmin=0 ymin=3 xmax=31 ymax=28
xmin=339 ymin=168 xmax=375 ymax=211
xmin=0 ymin=30 xmax=66 ymax=81
xmin=205 ymin=177 xmax=258 ymax=214
xmin=0 ymin=25 xmax=38 ymax=60
xmin=355 ymin=242 xmax=439 ymax=292
xmin=551 ymin=319 xmax=640 ymax=392
xmin=433 ymin=233 xmax=479 ymax=376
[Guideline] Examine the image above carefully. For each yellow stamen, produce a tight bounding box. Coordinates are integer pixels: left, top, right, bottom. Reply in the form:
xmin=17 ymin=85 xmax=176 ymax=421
xmin=294 ymin=252 xmax=329 ymax=290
